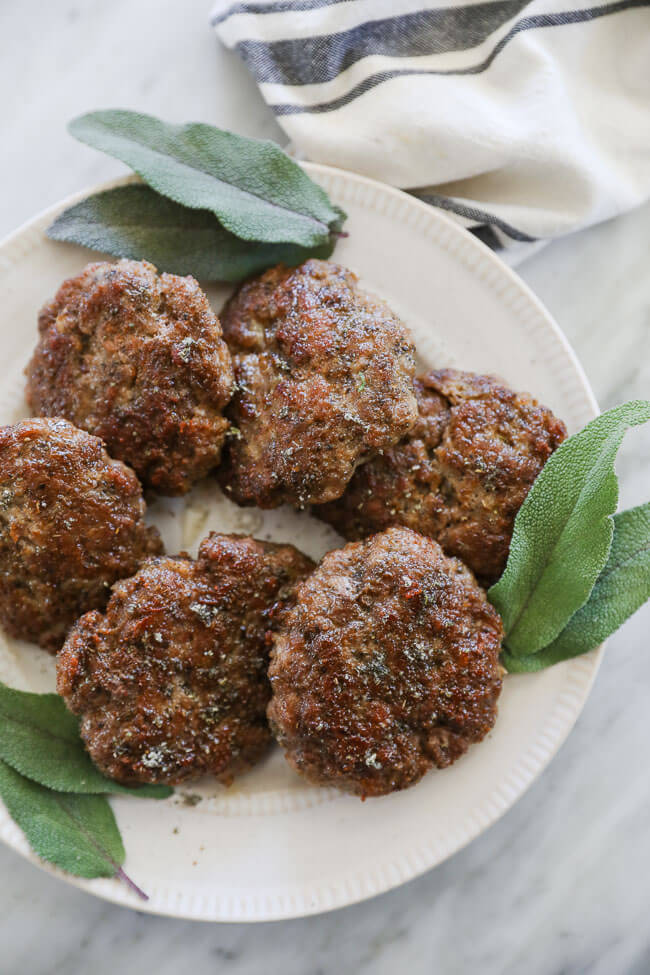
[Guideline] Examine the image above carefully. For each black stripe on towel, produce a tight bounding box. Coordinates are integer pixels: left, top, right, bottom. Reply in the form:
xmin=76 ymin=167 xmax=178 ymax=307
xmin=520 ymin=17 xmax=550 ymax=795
xmin=414 ymin=192 xmax=537 ymax=243
xmin=471 ymin=225 xmax=504 ymax=250
xmin=233 ymin=0 xmax=529 ymax=85
xmin=265 ymin=0 xmax=650 ymax=114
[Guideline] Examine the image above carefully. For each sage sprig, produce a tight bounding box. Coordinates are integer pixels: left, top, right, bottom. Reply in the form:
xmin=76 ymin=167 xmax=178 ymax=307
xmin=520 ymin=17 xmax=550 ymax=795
xmin=69 ymin=110 xmax=344 ymax=246
xmin=47 ymin=184 xmax=335 ymax=283
xmin=503 ymin=502 xmax=650 ymax=672
xmin=47 ymin=110 xmax=346 ymax=281
xmin=490 ymin=401 xmax=650 ymax=671
xmin=0 ymin=681 xmax=171 ymax=897
xmin=0 ymin=761 xmax=147 ymax=894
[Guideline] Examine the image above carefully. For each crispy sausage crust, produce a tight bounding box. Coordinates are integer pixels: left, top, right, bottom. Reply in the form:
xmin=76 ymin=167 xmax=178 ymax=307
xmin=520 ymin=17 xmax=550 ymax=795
xmin=57 ymin=534 xmax=314 ymax=786
xmin=26 ymin=260 xmax=234 ymax=495
xmin=268 ymin=527 xmax=503 ymax=797
xmin=315 ymin=369 xmax=567 ymax=585
xmin=0 ymin=418 xmax=162 ymax=653
xmin=218 ymin=260 xmax=417 ymax=508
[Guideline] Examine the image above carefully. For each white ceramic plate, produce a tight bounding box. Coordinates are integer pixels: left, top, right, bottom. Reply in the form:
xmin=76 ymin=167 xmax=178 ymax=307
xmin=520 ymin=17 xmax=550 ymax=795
xmin=0 ymin=165 xmax=601 ymax=922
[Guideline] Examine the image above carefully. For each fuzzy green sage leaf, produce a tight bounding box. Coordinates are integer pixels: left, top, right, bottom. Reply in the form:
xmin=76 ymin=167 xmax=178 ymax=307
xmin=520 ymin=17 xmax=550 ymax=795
xmin=0 ymin=682 xmax=171 ymax=799
xmin=0 ymin=759 xmax=123 ymax=878
xmin=489 ymin=400 xmax=650 ymax=657
xmin=69 ymin=110 xmax=345 ymax=247
xmin=504 ymin=502 xmax=650 ymax=672
xmin=0 ymin=759 xmax=146 ymax=897
xmin=47 ymin=184 xmax=336 ymax=282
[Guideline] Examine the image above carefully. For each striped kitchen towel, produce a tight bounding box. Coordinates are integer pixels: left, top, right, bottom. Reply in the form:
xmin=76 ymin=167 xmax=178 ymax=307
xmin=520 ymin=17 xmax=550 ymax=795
xmin=212 ymin=0 xmax=650 ymax=262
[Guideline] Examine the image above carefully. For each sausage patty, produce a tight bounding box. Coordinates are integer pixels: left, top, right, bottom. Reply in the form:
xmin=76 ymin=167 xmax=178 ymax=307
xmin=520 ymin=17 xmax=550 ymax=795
xmin=26 ymin=260 xmax=235 ymax=495
xmin=315 ymin=369 xmax=567 ymax=586
xmin=0 ymin=417 xmax=162 ymax=652
xmin=57 ymin=533 xmax=314 ymax=786
xmin=218 ymin=260 xmax=417 ymax=508
xmin=268 ymin=527 xmax=503 ymax=797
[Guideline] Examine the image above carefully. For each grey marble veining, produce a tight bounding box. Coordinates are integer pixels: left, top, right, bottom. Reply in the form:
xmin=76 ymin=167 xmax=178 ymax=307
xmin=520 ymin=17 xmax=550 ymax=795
xmin=1 ymin=2 xmax=649 ymax=973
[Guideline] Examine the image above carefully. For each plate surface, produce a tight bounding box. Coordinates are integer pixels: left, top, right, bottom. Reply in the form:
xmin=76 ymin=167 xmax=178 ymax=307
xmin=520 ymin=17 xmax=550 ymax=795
xmin=0 ymin=164 xmax=600 ymax=921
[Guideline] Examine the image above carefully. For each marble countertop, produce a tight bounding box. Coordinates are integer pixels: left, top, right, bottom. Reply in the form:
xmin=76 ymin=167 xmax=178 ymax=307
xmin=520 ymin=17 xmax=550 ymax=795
xmin=1 ymin=2 xmax=649 ymax=972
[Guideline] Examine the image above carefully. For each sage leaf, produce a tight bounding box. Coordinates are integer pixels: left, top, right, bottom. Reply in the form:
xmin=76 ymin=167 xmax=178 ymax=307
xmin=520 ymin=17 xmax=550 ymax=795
xmin=504 ymin=502 xmax=650 ymax=672
xmin=0 ymin=682 xmax=171 ymax=799
xmin=47 ymin=184 xmax=335 ymax=282
xmin=69 ymin=110 xmax=345 ymax=247
xmin=489 ymin=400 xmax=650 ymax=656
xmin=0 ymin=759 xmax=124 ymax=880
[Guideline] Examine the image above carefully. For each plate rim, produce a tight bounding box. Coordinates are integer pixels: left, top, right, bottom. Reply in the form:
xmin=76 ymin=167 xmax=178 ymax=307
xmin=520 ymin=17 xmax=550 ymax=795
xmin=0 ymin=163 xmax=603 ymax=922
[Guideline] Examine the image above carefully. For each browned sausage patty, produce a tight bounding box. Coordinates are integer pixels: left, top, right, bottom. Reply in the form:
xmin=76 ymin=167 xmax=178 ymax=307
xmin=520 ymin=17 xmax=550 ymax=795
xmin=57 ymin=534 xmax=314 ymax=786
xmin=218 ymin=260 xmax=417 ymax=508
xmin=315 ymin=369 xmax=567 ymax=586
xmin=26 ymin=260 xmax=235 ymax=495
xmin=0 ymin=418 xmax=162 ymax=653
xmin=268 ymin=527 xmax=503 ymax=797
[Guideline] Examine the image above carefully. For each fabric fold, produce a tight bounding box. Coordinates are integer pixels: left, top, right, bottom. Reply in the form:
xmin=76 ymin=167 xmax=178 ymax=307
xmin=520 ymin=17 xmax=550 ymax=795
xmin=213 ymin=0 xmax=650 ymax=261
